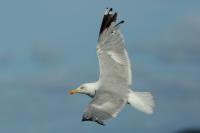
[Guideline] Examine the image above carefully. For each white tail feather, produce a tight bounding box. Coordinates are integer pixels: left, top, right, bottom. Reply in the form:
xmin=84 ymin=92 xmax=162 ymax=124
xmin=128 ymin=90 xmax=155 ymax=114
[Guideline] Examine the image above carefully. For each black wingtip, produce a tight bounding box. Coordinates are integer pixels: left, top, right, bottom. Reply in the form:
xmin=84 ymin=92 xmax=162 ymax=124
xmin=115 ymin=20 xmax=125 ymax=27
xmin=104 ymin=8 xmax=113 ymax=15
xmin=81 ymin=116 xmax=105 ymax=126
xmin=120 ymin=20 xmax=125 ymax=23
xmin=99 ymin=8 xmax=118 ymax=35
xmin=95 ymin=120 xmax=105 ymax=126
xmin=81 ymin=117 xmax=92 ymax=122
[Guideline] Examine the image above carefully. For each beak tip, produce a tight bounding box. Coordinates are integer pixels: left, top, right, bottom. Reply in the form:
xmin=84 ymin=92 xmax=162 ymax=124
xmin=68 ymin=91 xmax=73 ymax=95
xmin=68 ymin=89 xmax=78 ymax=95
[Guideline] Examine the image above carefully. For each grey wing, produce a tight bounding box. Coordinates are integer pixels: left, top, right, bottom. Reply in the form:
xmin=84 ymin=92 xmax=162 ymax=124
xmin=97 ymin=9 xmax=132 ymax=87
xmin=82 ymin=8 xmax=132 ymax=125
xmin=82 ymin=89 xmax=127 ymax=123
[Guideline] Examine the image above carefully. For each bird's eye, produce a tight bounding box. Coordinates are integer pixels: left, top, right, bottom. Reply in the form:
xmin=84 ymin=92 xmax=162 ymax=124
xmin=80 ymin=86 xmax=84 ymax=89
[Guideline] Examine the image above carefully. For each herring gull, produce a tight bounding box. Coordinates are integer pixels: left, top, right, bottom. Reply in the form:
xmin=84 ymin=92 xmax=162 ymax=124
xmin=68 ymin=8 xmax=154 ymax=125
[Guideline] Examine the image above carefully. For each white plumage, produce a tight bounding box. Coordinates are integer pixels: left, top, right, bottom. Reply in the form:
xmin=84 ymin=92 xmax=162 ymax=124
xmin=69 ymin=8 xmax=155 ymax=125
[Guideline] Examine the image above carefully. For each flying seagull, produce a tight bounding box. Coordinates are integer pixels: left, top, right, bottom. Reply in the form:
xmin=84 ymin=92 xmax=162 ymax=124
xmin=68 ymin=8 xmax=154 ymax=125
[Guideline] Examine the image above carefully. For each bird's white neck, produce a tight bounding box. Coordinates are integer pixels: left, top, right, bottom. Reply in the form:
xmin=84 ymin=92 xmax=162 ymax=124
xmin=84 ymin=81 xmax=100 ymax=97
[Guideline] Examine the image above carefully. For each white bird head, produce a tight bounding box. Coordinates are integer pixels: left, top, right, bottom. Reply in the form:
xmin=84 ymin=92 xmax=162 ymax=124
xmin=68 ymin=82 xmax=98 ymax=97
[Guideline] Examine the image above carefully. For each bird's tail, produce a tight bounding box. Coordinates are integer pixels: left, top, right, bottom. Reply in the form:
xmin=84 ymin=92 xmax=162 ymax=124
xmin=128 ymin=90 xmax=155 ymax=114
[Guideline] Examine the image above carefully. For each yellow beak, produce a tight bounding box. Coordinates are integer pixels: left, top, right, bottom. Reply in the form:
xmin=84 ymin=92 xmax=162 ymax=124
xmin=68 ymin=88 xmax=80 ymax=95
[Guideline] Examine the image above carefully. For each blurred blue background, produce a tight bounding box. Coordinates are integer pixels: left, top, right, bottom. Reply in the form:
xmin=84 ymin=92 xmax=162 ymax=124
xmin=0 ymin=0 xmax=200 ymax=133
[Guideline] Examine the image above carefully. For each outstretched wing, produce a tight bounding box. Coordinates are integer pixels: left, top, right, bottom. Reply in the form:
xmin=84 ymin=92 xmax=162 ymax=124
xmin=97 ymin=8 xmax=132 ymax=86
xmin=82 ymin=8 xmax=131 ymax=125
xmin=82 ymin=89 xmax=127 ymax=125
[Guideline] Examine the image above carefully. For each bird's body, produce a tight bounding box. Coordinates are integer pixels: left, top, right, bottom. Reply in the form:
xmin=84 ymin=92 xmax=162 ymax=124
xmin=69 ymin=8 xmax=154 ymax=125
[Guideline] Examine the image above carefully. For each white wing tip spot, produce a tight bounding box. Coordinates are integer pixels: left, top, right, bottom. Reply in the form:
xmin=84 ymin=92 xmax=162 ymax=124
xmin=105 ymin=8 xmax=113 ymax=15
